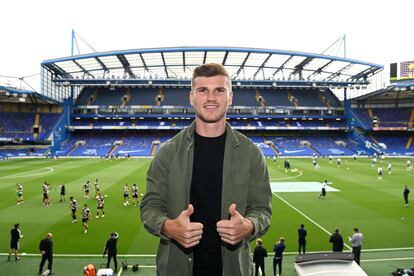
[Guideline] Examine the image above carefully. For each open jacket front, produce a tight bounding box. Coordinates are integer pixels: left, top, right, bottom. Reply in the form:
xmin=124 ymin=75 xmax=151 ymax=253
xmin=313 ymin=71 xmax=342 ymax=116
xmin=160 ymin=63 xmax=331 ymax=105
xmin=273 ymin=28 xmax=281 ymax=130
xmin=140 ymin=121 xmax=272 ymax=276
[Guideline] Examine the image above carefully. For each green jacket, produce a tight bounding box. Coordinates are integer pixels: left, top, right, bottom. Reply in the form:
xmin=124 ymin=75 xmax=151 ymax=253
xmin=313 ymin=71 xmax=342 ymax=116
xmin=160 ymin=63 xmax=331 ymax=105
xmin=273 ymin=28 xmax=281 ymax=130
xmin=140 ymin=121 xmax=272 ymax=276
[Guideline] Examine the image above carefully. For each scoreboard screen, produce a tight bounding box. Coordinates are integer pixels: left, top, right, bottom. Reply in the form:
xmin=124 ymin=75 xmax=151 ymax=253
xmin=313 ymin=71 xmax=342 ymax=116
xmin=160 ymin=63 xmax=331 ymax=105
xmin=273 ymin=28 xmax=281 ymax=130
xmin=390 ymin=60 xmax=414 ymax=81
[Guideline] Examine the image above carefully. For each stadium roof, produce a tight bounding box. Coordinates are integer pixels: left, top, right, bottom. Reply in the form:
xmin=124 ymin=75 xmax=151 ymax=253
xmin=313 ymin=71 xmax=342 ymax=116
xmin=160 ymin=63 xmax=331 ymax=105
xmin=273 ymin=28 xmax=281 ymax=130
xmin=42 ymin=46 xmax=383 ymax=87
xmin=351 ymin=82 xmax=414 ymax=102
xmin=0 ymin=85 xmax=59 ymax=104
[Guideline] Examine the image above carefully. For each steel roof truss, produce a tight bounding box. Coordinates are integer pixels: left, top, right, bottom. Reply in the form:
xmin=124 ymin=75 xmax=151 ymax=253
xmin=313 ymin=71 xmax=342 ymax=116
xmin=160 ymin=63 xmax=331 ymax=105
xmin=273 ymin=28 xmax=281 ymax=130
xmin=182 ymin=51 xmax=186 ymax=72
xmin=348 ymin=66 xmax=380 ymax=81
xmin=94 ymin=57 xmax=108 ymax=75
xmin=291 ymin=57 xmax=313 ymax=80
xmin=325 ymin=63 xmax=353 ymax=81
xmin=72 ymin=60 xmax=94 ymax=78
xmin=234 ymin=52 xmax=251 ymax=78
xmin=273 ymin=55 xmax=293 ymax=76
xmin=222 ymin=51 xmax=229 ymax=65
xmin=116 ymin=54 xmax=135 ymax=78
xmin=253 ymin=53 xmax=272 ymax=79
xmin=203 ymin=51 xmax=207 ymax=64
xmin=139 ymin=53 xmax=149 ymax=73
xmin=45 ymin=63 xmax=67 ymax=78
xmin=307 ymin=60 xmax=333 ymax=80
xmin=160 ymin=52 xmax=169 ymax=79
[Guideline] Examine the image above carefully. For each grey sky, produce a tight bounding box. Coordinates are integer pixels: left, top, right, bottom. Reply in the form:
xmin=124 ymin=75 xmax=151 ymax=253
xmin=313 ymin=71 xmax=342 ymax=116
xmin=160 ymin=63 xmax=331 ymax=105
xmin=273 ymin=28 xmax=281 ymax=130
xmin=0 ymin=0 xmax=412 ymax=92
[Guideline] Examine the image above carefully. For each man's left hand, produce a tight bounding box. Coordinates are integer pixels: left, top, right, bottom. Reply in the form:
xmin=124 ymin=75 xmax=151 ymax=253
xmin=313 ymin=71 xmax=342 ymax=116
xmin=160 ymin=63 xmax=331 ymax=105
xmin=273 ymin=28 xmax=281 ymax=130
xmin=216 ymin=203 xmax=254 ymax=245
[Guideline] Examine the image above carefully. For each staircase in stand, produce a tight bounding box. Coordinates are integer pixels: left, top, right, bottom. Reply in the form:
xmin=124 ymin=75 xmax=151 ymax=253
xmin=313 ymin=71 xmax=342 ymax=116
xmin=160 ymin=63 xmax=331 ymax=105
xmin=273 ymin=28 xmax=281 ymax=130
xmin=406 ymin=135 xmax=413 ymax=149
xmin=67 ymin=142 xmax=80 ymax=156
xmin=151 ymin=137 xmax=161 ymax=156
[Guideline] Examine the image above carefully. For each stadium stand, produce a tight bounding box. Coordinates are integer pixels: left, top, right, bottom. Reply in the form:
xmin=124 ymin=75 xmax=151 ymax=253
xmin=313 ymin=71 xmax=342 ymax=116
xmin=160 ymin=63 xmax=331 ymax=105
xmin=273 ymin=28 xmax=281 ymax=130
xmin=0 ymin=112 xmax=60 ymax=141
xmin=353 ymin=107 xmax=412 ymax=129
xmin=0 ymin=46 xmax=386 ymax=157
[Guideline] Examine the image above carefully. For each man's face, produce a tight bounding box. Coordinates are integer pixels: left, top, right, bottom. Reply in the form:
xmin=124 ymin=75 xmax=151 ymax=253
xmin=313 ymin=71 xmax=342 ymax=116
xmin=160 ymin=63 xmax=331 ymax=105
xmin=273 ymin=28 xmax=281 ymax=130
xmin=190 ymin=75 xmax=233 ymax=124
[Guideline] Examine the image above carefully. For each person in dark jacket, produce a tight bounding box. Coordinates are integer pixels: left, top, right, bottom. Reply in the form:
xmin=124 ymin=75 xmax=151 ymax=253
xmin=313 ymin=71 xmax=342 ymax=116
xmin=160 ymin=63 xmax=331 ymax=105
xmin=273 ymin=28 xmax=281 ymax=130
xmin=140 ymin=63 xmax=272 ymax=276
xmin=404 ymin=185 xmax=410 ymax=207
xmin=298 ymin=224 xmax=307 ymax=254
xmin=273 ymin=237 xmax=286 ymax=276
xmin=103 ymin=232 xmax=119 ymax=272
xmin=38 ymin=232 xmax=53 ymax=274
xmin=8 ymin=223 xmax=23 ymax=261
xmin=253 ymin=239 xmax=268 ymax=276
xmin=329 ymin=228 xmax=344 ymax=252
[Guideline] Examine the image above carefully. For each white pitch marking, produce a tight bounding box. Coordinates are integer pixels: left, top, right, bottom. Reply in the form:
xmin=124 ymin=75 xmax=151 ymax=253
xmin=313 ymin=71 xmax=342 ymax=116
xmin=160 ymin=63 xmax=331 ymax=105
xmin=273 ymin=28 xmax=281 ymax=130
xmin=0 ymin=167 xmax=54 ymax=179
xmin=362 ymin=256 xmax=414 ymax=262
xmin=269 ymin=170 xmax=303 ymax=181
xmin=273 ymin=192 xmax=352 ymax=250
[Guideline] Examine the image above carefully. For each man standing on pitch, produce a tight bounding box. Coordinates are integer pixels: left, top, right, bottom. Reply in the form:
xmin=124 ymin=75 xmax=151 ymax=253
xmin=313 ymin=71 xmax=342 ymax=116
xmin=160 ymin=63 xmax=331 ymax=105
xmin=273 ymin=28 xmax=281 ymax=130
xmin=273 ymin=237 xmax=286 ymax=276
xmin=103 ymin=232 xmax=119 ymax=273
xmin=404 ymin=185 xmax=410 ymax=207
xmin=38 ymin=232 xmax=53 ymax=275
xmin=8 ymin=223 xmax=23 ymax=261
xmin=329 ymin=228 xmax=344 ymax=252
xmin=140 ymin=63 xmax=272 ymax=276
xmin=253 ymin=239 xmax=268 ymax=276
xmin=298 ymin=224 xmax=307 ymax=254
xmin=349 ymin=228 xmax=363 ymax=265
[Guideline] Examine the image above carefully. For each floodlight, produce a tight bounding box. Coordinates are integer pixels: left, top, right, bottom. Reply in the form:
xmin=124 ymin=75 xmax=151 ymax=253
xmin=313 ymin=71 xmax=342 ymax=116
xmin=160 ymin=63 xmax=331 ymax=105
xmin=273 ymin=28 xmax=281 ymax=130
xmin=272 ymin=82 xmax=277 ymax=88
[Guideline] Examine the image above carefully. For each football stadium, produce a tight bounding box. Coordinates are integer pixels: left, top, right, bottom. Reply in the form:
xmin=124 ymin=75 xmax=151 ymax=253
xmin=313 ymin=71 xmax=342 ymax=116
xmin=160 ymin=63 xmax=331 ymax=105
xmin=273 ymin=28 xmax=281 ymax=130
xmin=1 ymin=43 xmax=414 ymax=275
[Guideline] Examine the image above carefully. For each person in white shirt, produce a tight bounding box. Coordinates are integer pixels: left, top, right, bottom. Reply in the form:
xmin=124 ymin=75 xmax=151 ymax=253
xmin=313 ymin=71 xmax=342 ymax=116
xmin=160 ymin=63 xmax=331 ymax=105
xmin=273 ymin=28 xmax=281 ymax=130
xmin=377 ymin=166 xmax=383 ymax=179
xmin=348 ymin=228 xmax=363 ymax=265
xmin=372 ymin=157 xmax=377 ymax=167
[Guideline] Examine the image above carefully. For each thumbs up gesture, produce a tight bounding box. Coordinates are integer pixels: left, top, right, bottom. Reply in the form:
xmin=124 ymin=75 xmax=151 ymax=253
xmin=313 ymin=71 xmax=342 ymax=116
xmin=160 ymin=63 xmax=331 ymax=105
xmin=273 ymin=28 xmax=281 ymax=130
xmin=161 ymin=204 xmax=203 ymax=248
xmin=216 ymin=203 xmax=254 ymax=245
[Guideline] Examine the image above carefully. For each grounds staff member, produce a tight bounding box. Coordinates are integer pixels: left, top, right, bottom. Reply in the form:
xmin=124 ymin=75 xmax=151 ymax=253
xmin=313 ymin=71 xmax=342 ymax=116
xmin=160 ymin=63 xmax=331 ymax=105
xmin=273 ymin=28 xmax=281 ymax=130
xmin=140 ymin=63 xmax=272 ymax=276
xmin=38 ymin=232 xmax=53 ymax=274
xmin=103 ymin=232 xmax=119 ymax=272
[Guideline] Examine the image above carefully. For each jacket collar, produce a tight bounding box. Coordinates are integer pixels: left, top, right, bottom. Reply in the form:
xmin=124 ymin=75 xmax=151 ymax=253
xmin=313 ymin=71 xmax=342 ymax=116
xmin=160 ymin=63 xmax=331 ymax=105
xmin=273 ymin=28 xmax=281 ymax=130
xmin=186 ymin=120 xmax=240 ymax=148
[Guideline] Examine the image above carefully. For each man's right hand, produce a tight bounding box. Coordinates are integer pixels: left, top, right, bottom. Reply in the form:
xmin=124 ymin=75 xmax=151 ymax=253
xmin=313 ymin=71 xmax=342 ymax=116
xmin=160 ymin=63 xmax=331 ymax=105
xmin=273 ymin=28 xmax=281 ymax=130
xmin=161 ymin=204 xmax=203 ymax=248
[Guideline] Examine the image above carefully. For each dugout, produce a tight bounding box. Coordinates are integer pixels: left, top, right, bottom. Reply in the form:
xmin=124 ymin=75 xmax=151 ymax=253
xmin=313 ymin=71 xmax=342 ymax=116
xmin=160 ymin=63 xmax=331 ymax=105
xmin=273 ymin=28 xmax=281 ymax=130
xmin=294 ymin=252 xmax=368 ymax=276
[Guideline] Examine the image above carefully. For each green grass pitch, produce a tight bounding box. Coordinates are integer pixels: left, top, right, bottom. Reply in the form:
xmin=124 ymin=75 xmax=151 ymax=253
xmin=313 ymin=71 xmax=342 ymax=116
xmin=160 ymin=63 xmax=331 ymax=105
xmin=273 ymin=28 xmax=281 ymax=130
xmin=0 ymin=156 xmax=413 ymax=258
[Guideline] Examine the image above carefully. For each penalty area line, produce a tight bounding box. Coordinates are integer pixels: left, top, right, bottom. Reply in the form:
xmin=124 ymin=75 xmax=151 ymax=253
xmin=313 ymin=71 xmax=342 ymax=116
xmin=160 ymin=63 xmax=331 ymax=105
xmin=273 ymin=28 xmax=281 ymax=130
xmin=272 ymin=192 xmax=352 ymax=250
xmin=363 ymin=256 xmax=414 ymax=263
